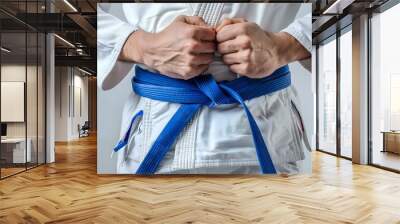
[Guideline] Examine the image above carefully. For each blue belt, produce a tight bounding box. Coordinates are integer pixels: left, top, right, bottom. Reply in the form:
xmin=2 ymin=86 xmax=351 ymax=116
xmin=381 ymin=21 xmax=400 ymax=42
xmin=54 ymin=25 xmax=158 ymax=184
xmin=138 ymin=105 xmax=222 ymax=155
xmin=115 ymin=65 xmax=291 ymax=174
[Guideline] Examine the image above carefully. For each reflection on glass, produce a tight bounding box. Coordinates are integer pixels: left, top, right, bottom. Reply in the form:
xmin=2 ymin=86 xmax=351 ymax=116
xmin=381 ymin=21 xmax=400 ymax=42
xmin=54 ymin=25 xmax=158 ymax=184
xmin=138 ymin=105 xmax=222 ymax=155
xmin=371 ymin=3 xmax=400 ymax=171
xmin=1 ymin=31 xmax=27 ymax=177
xmin=0 ymin=1 xmax=46 ymax=178
xmin=340 ymin=29 xmax=352 ymax=158
xmin=318 ymin=37 xmax=337 ymax=154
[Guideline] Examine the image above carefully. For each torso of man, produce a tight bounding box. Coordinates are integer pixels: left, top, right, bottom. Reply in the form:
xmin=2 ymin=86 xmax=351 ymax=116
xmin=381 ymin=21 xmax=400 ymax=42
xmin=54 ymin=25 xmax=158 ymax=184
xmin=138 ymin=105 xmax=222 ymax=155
xmin=98 ymin=3 xmax=309 ymax=174
xmin=121 ymin=3 xmax=300 ymax=81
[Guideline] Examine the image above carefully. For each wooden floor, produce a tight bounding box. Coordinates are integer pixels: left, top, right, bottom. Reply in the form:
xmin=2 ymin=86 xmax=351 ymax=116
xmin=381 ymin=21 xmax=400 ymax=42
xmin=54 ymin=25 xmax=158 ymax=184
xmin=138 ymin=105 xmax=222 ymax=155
xmin=372 ymin=150 xmax=400 ymax=171
xmin=1 ymin=135 xmax=400 ymax=224
xmin=1 ymin=167 xmax=26 ymax=178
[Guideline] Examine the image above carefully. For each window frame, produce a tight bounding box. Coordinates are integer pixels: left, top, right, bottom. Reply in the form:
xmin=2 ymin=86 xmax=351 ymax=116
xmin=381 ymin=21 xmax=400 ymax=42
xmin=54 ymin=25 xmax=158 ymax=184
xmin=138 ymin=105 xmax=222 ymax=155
xmin=315 ymin=24 xmax=353 ymax=161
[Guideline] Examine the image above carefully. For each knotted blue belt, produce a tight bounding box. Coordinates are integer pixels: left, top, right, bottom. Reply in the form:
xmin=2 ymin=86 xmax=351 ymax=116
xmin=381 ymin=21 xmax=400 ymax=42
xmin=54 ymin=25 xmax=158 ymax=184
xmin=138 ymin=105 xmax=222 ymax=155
xmin=114 ymin=65 xmax=291 ymax=174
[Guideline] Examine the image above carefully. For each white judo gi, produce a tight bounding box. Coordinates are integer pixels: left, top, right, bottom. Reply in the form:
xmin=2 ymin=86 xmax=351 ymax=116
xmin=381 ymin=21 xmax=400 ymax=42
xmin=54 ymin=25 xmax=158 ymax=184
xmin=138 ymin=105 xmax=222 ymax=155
xmin=97 ymin=3 xmax=312 ymax=174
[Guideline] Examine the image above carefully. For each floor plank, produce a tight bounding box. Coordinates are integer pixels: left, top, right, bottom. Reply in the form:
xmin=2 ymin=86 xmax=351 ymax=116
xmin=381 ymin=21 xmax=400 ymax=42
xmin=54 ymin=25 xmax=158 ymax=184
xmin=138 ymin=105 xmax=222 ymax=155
xmin=0 ymin=134 xmax=400 ymax=224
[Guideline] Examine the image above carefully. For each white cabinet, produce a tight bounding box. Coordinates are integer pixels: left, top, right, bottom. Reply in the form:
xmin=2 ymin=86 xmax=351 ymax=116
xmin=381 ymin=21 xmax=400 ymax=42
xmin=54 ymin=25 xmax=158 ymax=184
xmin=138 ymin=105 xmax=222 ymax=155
xmin=1 ymin=138 xmax=32 ymax=163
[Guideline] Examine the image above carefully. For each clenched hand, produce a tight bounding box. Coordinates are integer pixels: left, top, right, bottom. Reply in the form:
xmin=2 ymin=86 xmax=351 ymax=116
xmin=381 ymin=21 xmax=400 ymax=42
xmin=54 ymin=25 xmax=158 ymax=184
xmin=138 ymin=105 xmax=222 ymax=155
xmin=120 ymin=15 xmax=216 ymax=80
xmin=216 ymin=18 xmax=309 ymax=78
xmin=120 ymin=16 xmax=310 ymax=80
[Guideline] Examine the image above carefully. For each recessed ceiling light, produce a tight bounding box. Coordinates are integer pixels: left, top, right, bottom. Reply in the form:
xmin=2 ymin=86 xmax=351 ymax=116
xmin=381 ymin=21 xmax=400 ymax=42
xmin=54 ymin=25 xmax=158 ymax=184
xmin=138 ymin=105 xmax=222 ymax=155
xmin=63 ymin=0 xmax=78 ymax=12
xmin=54 ymin=34 xmax=75 ymax=48
xmin=323 ymin=0 xmax=354 ymax=15
xmin=78 ymin=67 xmax=92 ymax=76
xmin=1 ymin=47 xmax=11 ymax=53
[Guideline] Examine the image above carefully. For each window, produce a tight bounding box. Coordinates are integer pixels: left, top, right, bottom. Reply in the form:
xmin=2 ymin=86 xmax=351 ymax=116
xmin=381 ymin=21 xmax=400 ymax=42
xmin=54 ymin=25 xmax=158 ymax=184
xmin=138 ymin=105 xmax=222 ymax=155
xmin=317 ymin=36 xmax=337 ymax=154
xmin=339 ymin=28 xmax=352 ymax=158
xmin=370 ymin=2 xmax=400 ymax=171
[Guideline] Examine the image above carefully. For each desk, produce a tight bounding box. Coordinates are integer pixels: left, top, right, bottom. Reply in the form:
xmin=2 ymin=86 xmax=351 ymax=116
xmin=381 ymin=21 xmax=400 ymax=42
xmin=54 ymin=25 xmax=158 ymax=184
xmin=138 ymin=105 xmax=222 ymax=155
xmin=1 ymin=138 xmax=31 ymax=163
xmin=381 ymin=131 xmax=400 ymax=154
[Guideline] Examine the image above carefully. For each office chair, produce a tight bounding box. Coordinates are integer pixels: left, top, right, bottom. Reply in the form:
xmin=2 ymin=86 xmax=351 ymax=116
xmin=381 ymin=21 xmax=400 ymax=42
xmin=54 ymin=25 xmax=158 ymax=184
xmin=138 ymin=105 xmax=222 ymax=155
xmin=79 ymin=121 xmax=90 ymax=138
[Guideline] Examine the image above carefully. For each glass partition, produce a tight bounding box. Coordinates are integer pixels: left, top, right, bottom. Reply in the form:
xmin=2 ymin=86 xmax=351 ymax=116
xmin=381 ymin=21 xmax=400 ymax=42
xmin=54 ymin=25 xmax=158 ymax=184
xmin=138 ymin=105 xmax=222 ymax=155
xmin=27 ymin=31 xmax=38 ymax=169
xmin=1 ymin=30 xmax=28 ymax=177
xmin=317 ymin=36 xmax=337 ymax=154
xmin=0 ymin=0 xmax=46 ymax=179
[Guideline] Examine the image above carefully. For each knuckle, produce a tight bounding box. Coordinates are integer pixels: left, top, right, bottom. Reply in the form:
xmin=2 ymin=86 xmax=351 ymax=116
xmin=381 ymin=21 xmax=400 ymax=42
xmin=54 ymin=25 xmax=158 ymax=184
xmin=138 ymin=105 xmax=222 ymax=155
xmin=229 ymin=44 xmax=237 ymax=52
xmin=240 ymin=36 xmax=251 ymax=47
xmin=217 ymin=43 xmax=224 ymax=52
xmin=244 ymin=63 xmax=252 ymax=73
xmin=186 ymin=54 xmax=196 ymax=64
xmin=204 ymin=55 xmax=213 ymax=64
xmin=175 ymin=15 xmax=184 ymax=21
xmin=238 ymin=24 xmax=248 ymax=34
xmin=184 ymin=27 xmax=196 ymax=37
xmin=247 ymin=22 xmax=256 ymax=28
xmin=242 ymin=22 xmax=254 ymax=33
xmin=222 ymin=55 xmax=229 ymax=63
xmin=192 ymin=16 xmax=202 ymax=22
xmin=243 ymin=50 xmax=251 ymax=61
xmin=182 ymin=74 xmax=192 ymax=80
xmin=182 ymin=66 xmax=195 ymax=77
xmin=186 ymin=39 xmax=199 ymax=51
xmin=216 ymin=32 xmax=224 ymax=42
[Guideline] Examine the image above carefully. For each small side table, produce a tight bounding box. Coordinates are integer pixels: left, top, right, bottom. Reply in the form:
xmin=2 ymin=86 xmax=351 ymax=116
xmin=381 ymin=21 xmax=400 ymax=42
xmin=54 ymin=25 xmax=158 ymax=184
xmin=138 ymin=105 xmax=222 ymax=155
xmin=381 ymin=131 xmax=400 ymax=154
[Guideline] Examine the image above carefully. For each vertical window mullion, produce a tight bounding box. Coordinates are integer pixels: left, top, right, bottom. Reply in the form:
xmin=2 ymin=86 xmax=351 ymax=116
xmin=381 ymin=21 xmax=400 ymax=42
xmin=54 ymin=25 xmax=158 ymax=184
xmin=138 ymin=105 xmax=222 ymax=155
xmin=316 ymin=45 xmax=320 ymax=150
xmin=36 ymin=0 xmax=39 ymax=167
xmin=337 ymin=29 xmax=341 ymax=157
xmin=0 ymin=20 xmax=2 ymax=179
xmin=367 ymin=11 xmax=373 ymax=165
xmin=25 ymin=0 xmax=28 ymax=171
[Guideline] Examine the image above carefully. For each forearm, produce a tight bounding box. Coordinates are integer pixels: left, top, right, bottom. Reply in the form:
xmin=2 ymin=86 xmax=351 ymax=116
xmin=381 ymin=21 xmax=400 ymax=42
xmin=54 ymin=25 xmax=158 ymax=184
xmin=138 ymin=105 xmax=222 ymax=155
xmin=271 ymin=31 xmax=311 ymax=66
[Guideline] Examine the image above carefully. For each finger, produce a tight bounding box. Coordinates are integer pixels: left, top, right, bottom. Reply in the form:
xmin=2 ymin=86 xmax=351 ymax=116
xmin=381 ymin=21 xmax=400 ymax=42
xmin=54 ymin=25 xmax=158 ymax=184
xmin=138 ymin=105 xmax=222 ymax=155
xmin=215 ymin=19 xmax=232 ymax=32
xmin=216 ymin=18 xmax=247 ymax=32
xmin=181 ymin=64 xmax=209 ymax=80
xmin=229 ymin=63 xmax=247 ymax=75
xmin=218 ymin=39 xmax=240 ymax=54
xmin=216 ymin=23 xmax=246 ymax=42
xmin=222 ymin=52 xmax=242 ymax=65
xmin=182 ymin=16 xmax=207 ymax=26
xmin=218 ymin=36 xmax=251 ymax=54
xmin=192 ymin=27 xmax=216 ymax=41
xmin=223 ymin=50 xmax=250 ymax=65
xmin=189 ymin=40 xmax=215 ymax=53
xmin=162 ymin=71 xmax=185 ymax=79
xmin=189 ymin=53 xmax=214 ymax=65
xmin=194 ymin=64 xmax=210 ymax=75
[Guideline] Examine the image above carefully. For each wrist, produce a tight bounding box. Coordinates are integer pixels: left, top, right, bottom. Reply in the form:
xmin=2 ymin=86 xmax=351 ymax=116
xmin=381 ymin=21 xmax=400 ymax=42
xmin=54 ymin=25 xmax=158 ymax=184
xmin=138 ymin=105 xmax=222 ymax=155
xmin=271 ymin=32 xmax=292 ymax=66
xmin=272 ymin=31 xmax=310 ymax=65
xmin=119 ymin=29 xmax=155 ymax=64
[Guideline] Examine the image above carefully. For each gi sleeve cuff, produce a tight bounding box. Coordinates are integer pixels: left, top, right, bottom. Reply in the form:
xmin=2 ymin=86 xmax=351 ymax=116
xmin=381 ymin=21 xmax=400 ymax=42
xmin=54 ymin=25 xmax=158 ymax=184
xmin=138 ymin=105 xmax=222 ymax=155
xmin=98 ymin=22 xmax=138 ymax=90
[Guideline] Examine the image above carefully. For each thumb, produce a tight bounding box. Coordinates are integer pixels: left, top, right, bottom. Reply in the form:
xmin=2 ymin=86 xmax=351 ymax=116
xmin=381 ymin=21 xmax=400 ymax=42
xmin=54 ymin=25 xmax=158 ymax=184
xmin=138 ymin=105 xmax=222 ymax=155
xmin=216 ymin=18 xmax=247 ymax=32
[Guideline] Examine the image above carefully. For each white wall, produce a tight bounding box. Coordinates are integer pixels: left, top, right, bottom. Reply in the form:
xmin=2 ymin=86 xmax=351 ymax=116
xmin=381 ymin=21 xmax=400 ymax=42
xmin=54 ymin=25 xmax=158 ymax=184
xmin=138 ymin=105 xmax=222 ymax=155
xmin=54 ymin=67 xmax=89 ymax=141
xmin=1 ymin=65 xmax=40 ymax=138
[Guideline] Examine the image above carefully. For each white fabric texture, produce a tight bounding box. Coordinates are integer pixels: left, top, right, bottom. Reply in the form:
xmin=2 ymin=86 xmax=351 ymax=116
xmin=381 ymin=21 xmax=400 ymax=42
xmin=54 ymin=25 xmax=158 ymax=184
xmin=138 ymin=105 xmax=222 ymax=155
xmin=97 ymin=3 xmax=312 ymax=174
